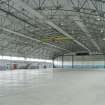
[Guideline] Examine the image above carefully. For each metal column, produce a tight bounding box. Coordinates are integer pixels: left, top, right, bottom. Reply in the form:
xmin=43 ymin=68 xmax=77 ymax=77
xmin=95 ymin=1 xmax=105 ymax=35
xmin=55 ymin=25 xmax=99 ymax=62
xmin=53 ymin=58 xmax=55 ymax=68
xmin=72 ymin=55 xmax=74 ymax=68
xmin=102 ymin=49 xmax=105 ymax=69
xmin=62 ymin=55 xmax=64 ymax=68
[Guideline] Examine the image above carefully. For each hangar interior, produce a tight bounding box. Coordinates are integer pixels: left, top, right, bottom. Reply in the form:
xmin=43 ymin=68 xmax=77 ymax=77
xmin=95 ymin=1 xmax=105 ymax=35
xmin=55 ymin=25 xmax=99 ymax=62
xmin=0 ymin=0 xmax=105 ymax=105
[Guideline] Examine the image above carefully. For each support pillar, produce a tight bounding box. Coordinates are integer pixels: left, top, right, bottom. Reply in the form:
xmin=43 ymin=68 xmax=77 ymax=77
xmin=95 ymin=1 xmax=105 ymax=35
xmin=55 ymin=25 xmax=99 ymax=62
xmin=62 ymin=55 xmax=64 ymax=68
xmin=104 ymin=54 xmax=105 ymax=68
xmin=53 ymin=58 xmax=55 ymax=68
xmin=72 ymin=55 xmax=74 ymax=68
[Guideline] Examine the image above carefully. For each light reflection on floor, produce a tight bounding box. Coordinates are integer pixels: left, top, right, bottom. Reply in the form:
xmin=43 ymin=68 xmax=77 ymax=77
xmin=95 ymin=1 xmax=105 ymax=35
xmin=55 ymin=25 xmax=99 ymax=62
xmin=0 ymin=69 xmax=105 ymax=105
xmin=0 ymin=70 xmax=53 ymax=97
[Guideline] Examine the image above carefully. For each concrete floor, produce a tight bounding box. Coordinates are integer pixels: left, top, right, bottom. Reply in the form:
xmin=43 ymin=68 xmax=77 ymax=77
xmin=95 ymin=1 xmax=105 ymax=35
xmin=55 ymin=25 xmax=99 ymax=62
xmin=0 ymin=69 xmax=105 ymax=105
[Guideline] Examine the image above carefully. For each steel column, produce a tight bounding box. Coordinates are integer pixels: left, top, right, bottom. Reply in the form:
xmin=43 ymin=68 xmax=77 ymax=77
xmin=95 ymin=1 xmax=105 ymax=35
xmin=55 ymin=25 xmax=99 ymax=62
xmin=62 ymin=55 xmax=64 ymax=68
xmin=72 ymin=55 xmax=74 ymax=68
xmin=53 ymin=58 xmax=55 ymax=68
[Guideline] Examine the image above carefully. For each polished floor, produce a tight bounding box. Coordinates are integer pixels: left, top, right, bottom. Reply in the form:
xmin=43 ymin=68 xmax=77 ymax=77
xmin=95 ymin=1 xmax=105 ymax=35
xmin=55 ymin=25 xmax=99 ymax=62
xmin=0 ymin=69 xmax=105 ymax=105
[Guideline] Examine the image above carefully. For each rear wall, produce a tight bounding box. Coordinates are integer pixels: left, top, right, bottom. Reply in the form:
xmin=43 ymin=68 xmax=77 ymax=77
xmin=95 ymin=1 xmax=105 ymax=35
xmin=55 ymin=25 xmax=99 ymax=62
xmin=54 ymin=55 xmax=105 ymax=68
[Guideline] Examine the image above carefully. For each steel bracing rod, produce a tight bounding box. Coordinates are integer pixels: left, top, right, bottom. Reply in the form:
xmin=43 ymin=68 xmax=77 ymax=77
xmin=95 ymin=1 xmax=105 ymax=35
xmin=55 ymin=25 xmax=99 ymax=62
xmin=30 ymin=8 xmax=105 ymax=18
xmin=26 ymin=46 xmax=44 ymax=56
xmin=91 ymin=0 xmax=99 ymax=13
xmin=0 ymin=11 xmax=69 ymax=51
xmin=1 ymin=1 xmax=52 ymax=32
xmin=40 ymin=0 xmax=47 ymax=8
xmin=26 ymin=44 xmax=58 ymax=57
xmin=73 ymin=16 xmax=101 ymax=52
xmin=25 ymin=44 xmax=47 ymax=56
xmin=41 ymin=0 xmax=105 ymax=18
xmin=0 ymin=8 xmax=37 ymax=28
xmin=90 ymin=0 xmax=104 ymax=16
xmin=0 ymin=27 xmax=68 ymax=51
xmin=0 ymin=1 xmax=90 ymax=52
xmin=1 ymin=0 xmax=39 ymax=24
xmin=13 ymin=0 xmax=91 ymax=52
xmin=68 ymin=0 xmax=101 ymax=51
xmin=79 ymin=0 xmax=88 ymax=9
xmin=70 ymin=0 xmax=76 ymax=7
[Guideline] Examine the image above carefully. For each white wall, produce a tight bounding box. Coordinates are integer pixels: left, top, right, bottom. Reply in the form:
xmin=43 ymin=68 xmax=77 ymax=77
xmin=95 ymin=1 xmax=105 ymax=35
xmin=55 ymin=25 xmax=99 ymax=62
xmin=54 ymin=55 xmax=105 ymax=68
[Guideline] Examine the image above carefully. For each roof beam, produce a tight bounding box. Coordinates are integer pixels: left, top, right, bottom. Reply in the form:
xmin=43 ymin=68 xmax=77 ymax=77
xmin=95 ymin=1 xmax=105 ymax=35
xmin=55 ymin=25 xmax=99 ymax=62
xmin=0 ymin=27 xmax=68 ymax=51
xmin=0 ymin=5 xmax=70 ymax=52
xmin=13 ymin=0 xmax=91 ymax=52
xmin=73 ymin=16 xmax=101 ymax=52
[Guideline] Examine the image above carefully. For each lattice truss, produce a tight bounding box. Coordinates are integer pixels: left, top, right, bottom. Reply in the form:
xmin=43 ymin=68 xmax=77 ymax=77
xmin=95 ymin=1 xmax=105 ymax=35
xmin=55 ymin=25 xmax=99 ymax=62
xmin=0 ymin=0 xmax=105 ymax=59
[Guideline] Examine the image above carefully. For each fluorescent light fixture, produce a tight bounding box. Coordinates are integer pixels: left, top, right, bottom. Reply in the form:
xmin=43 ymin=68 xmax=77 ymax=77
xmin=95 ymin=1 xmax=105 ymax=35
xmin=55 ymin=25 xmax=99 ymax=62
xmin=11 ymin=57 xmax=25 ymax=61
xmin=26 ymin=58 xmax=52 ymax=63
xmin=61 ymin=23 xmax=64 ymax=26
xmin=2 ymin=56 xmax=11 ymax=60
xmin=103 ymin=38 xmax=105 ymax=40
xmin=97 ymin=16 xmax=101 ymax=21
xmin=0 ymin=56 xmax=2 ymax=59
xmin=101 ymin=29 xmax=104 ymax=33
xmin=0 ymin=55 xmax=52 ymax=63
xmin=97 ymin=18 xmax=100 ymax=21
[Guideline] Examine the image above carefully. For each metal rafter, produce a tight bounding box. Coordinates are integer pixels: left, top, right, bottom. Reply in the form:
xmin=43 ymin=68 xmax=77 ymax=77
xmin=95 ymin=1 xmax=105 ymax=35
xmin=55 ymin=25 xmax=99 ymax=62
xmin=0 ymin=0 xmax=105 ymax=58
xmin=13 ymin=0 xmax=91 ymax=52
xmin=0 ymin=27 xmax=68 ymax=51
xmin=72 ymin=16 xmax=101 ymax=51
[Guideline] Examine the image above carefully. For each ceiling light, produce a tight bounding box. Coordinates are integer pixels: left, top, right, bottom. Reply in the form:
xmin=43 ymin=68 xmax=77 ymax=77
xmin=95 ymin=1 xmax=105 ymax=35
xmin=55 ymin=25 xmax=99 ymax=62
xmin=103 ymin=38 xmax=105 ymax=40
xmin=101 ymin=29 xmax=104 ymax=33
xmin=97 ymin=18 xmax=100 ymax=21
xmin=97 ymin=16 xmax=101 ymax=21
xmin=61 ymin=23 xmax=64 ymax=26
